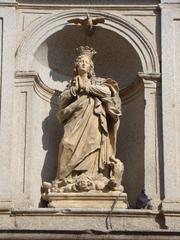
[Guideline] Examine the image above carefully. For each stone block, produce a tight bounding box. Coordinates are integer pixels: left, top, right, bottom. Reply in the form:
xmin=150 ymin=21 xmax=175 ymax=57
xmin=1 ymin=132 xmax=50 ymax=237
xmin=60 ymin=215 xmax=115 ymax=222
xmin=45 ymin=192 xmax=127 ymax=209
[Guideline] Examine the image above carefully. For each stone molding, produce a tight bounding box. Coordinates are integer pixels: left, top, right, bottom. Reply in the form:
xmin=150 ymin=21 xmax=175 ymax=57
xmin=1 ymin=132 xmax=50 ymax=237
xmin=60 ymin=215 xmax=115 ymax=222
xmin=5 ymin=208 xmax=160 ymax=231
xmin=16 ymin=9 xmax=160 ymax=74
xmin=11 ymin=207 xmax=157 ymax=215
xmin=1 ymin=229 xmax=180 ymax=240
xmin=138 ymin=72 xmax=161 ymax=80
xmin=162 ymin=199 xmax=180 ymax=212
xmin=15 ymin=71 xmax=60 ymax=105
xmin=0 ymin=3 xmax=16 ymax=7
xmin=0 ymin=1 xmax=160 ymax=11
xmin=15 ymin=71 xmax=144 ymax=105
xmin=2 ymin=207 xmax=180 ymax=234
xmin=138 ymin=72 xmax=161 ymax=89
xmin=0 ymin=198 xmax=11 ymax=212
xmin=16 ymin=3 xmax=159 ymax=11
xmin=0 ymin=0 xmax=16 ymax=6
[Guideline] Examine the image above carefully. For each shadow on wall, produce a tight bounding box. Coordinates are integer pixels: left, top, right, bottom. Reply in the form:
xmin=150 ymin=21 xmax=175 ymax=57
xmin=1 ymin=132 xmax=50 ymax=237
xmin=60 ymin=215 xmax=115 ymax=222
xmin=40 ymin=92 xmax=62 ymax=207
xmin=118 ymin=88 xmax=144 ymax=208
xmin=42 ymin=25 xmax=141 ymax=88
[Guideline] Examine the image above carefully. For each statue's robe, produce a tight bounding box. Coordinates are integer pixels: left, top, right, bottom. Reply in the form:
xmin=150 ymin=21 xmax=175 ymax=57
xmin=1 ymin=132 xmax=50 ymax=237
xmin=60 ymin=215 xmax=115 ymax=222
xmin=56 ymin=77 xmax=121 ymax=180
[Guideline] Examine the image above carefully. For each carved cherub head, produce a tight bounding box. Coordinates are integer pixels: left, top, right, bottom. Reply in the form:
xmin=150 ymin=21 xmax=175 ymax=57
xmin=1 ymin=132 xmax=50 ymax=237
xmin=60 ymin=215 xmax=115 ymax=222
xmin=74 ymin=174 xmax=95 ymax=192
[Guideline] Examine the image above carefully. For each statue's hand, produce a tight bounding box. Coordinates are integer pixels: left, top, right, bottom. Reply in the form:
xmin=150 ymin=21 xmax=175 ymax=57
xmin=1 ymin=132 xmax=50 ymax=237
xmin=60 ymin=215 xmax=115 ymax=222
xmin=71 ymin=76 xmax=80 ymax=93
xmin=77 ymin=75 xmax=91 ymax=93
xmin=77 ymin=75 xmax=86 ymax=91
xmin=73 ymin=76 xmax=90 ymax=94
xmin=75 ymin=76 xmax=80 ymax=90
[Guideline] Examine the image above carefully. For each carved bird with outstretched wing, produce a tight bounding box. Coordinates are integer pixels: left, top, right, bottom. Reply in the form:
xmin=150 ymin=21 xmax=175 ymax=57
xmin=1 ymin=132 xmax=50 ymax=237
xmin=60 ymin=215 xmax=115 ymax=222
xmin=68 ymin=15 xmax=105 ymax=35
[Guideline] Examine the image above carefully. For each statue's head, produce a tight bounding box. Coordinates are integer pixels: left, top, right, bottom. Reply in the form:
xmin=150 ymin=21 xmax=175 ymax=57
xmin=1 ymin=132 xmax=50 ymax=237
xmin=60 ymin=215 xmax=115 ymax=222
xmin=74 ymin=46 xmax=96 ymax=78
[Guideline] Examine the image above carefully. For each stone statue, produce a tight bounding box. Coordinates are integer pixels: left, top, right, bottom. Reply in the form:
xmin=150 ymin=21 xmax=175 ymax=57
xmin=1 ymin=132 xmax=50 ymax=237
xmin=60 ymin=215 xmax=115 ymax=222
xmin=43 ymin=46 xmax=124 ymax=195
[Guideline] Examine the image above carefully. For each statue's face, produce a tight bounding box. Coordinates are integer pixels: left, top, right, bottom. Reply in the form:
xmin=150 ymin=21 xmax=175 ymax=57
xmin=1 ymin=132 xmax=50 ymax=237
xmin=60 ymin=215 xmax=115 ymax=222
xmin=76 ymin=55 xmax=91 ymax=75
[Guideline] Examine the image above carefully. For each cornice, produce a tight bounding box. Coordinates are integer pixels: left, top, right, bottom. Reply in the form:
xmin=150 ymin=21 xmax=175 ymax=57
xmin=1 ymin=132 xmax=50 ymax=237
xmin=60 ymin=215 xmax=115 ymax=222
xmin=15 ymin=71 xmax=60 ymax=105
xmin=0 ymin=1 xmax=160 ymax=11
xmin=15 ymin=71 xmax=145 ymax=105
xmin=16 ymin=3 xmax=159 ymax=11
xmin=0 ymin=2 xmax=17 ymax=7
xmin=138 ymin=72 xmax=161 ymax=80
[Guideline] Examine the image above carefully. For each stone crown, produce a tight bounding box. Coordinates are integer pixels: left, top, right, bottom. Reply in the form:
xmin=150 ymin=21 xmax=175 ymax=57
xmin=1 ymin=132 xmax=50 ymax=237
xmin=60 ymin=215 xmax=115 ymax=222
xmin=76 ymin=46 xmax=97 ymax=59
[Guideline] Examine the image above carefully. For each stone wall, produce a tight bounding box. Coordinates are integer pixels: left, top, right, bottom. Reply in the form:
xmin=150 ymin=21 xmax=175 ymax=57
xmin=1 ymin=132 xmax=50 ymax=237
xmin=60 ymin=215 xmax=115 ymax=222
xmin=1 ymin=0 xmax=180 ymax=237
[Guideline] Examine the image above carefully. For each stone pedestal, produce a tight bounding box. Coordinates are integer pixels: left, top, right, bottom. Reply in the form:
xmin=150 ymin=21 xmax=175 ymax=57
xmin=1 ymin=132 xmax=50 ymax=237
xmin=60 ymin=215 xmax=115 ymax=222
xmin=45 ymin=192 xmax=127 ymax=209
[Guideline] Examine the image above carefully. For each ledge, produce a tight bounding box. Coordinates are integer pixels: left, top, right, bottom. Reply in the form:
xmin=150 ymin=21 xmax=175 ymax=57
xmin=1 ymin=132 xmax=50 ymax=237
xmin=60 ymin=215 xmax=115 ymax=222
xmin=15 ymin=71 xmax=145 ymax=105
xmin=0 ymin=208 xmax=161 ymax=232
xmin=138 ymin=72 xmax=161 ymax=80
xmin=15 ymin=71 xmax=60 ymax=105
xmin=2 ymin=207 xmax=180 ymax=232
xmin=16 ymin=1 xmax=160 ymax=11
xmin=11 ymin=207 xmax=158 ymax=216
xmin=0 ymin=229 xmax=180 ymax=240
xmin=0 ymin=1 xmax=16 ymax=7
xmin=0 ymin=199 xmax=12 ymax=212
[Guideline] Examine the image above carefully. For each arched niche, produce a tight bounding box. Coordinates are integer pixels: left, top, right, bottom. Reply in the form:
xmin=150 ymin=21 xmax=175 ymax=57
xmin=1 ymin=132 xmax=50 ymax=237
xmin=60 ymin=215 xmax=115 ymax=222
xmin=15 ymin=10 xmax=160 ymax=207
xmin=16 ymin=9 xmax=159 ymax=73
xmin=33 ymin=25 xmax=142 ymax=91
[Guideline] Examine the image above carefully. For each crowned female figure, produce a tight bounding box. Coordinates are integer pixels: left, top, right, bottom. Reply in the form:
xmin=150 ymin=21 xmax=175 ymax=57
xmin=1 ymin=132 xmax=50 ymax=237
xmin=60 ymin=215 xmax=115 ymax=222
xmin=51 ymin=46 xmax=124 ymax=193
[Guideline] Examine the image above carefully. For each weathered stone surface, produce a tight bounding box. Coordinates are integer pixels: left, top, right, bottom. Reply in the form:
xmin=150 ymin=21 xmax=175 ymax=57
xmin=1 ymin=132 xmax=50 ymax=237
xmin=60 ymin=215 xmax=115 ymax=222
xmin=161 ymin=0 xmax=180 ymax=209
xmin=7 ymin=208 xmax=160 ymax=231
xmin=1 ymin=229 xmax=180 ymax=240
xmin=0 ymin=7 xmax=16 ymax=200
xmin=46 ymin=192 xmax=127 ymax=209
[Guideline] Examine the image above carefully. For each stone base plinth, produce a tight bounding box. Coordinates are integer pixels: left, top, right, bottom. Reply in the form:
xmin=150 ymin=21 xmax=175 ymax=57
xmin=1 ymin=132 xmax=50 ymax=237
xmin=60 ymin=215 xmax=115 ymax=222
xmin=6 ymin=208 xmax=160 ymax=232
xmin=46 ymin=192 xmax=127 ymax=209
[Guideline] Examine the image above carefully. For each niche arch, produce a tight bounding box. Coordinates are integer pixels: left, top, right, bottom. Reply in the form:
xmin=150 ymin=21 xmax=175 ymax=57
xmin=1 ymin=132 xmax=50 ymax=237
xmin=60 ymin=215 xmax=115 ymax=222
xmin=16 ymin=9 xmax=159 ymax=74
xmin=15 ymin=10 xmax=160 ymax=207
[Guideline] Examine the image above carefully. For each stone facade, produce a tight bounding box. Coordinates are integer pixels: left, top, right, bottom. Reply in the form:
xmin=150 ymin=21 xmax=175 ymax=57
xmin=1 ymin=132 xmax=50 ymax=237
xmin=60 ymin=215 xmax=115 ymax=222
xmin=0 ymin=0 xmax=180 ymax=239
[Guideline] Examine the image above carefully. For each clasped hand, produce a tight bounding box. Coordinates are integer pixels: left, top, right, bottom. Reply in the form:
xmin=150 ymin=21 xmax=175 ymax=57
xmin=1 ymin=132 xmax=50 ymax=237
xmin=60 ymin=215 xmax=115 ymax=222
xmin=72 ymin=75 xmax=90 ymax=93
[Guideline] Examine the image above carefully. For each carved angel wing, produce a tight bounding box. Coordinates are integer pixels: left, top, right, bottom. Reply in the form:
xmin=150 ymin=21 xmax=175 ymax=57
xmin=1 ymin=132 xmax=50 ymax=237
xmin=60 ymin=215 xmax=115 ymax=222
xmin=68 ymin=18 xmax=85 ymax=25
xmin=92 ymin=18 xmax=105 ymax=25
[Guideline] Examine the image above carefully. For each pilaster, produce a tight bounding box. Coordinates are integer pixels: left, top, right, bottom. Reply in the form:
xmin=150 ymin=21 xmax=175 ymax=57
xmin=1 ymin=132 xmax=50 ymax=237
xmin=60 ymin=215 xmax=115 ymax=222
xmin=0 ymin=5 xmax=16 ymax=209
xmin=160 ymin=1 xmax=180 ymax=212
xmin=138 ymin=72 xmax=161 ymax=208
